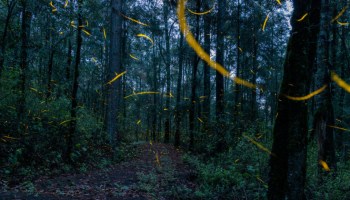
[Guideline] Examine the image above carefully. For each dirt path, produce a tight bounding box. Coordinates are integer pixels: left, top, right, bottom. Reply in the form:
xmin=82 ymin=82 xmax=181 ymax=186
xmin=0 ymin=143 xmax=196 ymax=200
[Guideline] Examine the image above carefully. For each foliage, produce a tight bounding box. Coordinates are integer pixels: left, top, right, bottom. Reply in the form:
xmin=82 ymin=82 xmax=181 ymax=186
xmin=306 ymin=144 xmax=350 ymax=199
xmin=183 ymin=126 xmax=270 ymax=199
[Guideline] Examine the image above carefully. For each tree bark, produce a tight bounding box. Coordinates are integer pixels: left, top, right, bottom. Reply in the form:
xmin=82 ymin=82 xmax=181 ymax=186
xmin=202 ymin=0 xmax=211 ymax=130
xmin=0 ymin=0 xmax=16 ymax=76
xmin=313 ymin=0 xmax=336 ymax=173
xmin=268 ymin=0 xmax=321 ymax=199
xmin=164 ymin=1 xmax=171 ymax=143
xmin=251 ymin=21 xmax=258 ymax=120
xmin=67 ymin=0 xmax=83 ymax=163
xmin=175 ymin=33 xmax=184 ymax=147
xmin=188 ymin=0 xmax=200 ymax=151
xmin=107 ymin=0 xmax=123 ymax=149
xmin=152 ymin=36 xmax=158 ymax=142
xmin=338 ymin=0 xmax=348 ymax=159
xmin=17 ymin=0 xmax=32 ymax=132
xmin=234 ymin=0 xmax=241 ymax=120
xmin=215 ymin=0 xmax=226 ymax=152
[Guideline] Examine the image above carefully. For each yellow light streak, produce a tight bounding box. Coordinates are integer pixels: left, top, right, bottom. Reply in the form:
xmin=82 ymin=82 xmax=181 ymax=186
xmin=262 ymin=14 xmax=270 ymax=31
xmin=337 ymin=20 xmax=349 ymax=26
xmin=327 ymin=125 xmax=350 ymax=132
xmin=187 ymin=7 xmax=214 ymax=15
xmin=82 ymin=29 xmax=91 ymax=36
xmin=331 ymin=6 xmax=348 ymax=23
xmin=243 ymin=134 xmax=275 ymax=156
xmin=30 ymin=87 xmax=39 ymax=93
xmin=285 ymin=85 xmax=327 ymax=101
xmin=155 ymin=152 xmax=161 ymax=167
xmin=106 ymin=71 xmax=127 ymax=85
xmin=137 ymin=34 xmax=154 ymax=47
xmin=103 ymin=28 xmax=107 ymax=39
xmin=3 ymin=135 xmax=18 ymax=140
xmin=319 ymin=160 xmax=330 ymax=171
xmin=297 ymin=13 xmax=308 ymax=22
xmin=124 ymin=91 xmax=160 ymax=99
xmin=60 ymin=119 xmax=72 ymax=125
xmin=70 ymin=21 xmax=77 ymax=28
xmin=129 ymin=54 xmax=139 ymax=60
xmin=331 ymin=71 xmax=350 ymax=93
xmin=64 ymin=0 xmax=69 ymax=8
xmin=177 ymin=0 xmax=258 ymax=90
xmin=121 ymin=14 xmax=149 ymax=26
xmin=49 ymin=1 xmax=57 ymax=12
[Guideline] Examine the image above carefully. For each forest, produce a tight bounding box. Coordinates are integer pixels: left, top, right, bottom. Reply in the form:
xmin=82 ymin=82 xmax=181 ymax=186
xmin=1 ymin=0 xmax=350 ymax=199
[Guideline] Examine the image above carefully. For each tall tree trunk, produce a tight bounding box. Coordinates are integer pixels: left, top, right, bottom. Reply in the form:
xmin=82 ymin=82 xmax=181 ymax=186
xmin=107 ymin=0 xmax=123 ymax=149
xmin=65 ymin=39 xmax=72 ymax=96
xmin=338 ymin=0 xmax=348 ymax=159
xmin=67 ymin=0 xmax=83 ymax=163
xmin=188 ymin=0 xmax=200 ymax=151
xmin=215 ymin=0 xmax=226 ymax=152
xmin=46 ymin=16 xmax=55 ymax=100
xmin=175 ymin=33 xmax=184 ymax=147
xmin=164 ymin=1 xmax=171 ymax=143
xmin=46 ymin=50 xmax=54 ymax=99
xmin=152 ymin=36 xmax=158 ymax=142
xmin=268 ymin=0 xmax=321 ymax=199
xmin=313 ymin=0 xmax=336 ymax=173
xmin=202 ymin=0 xmax=211 ymax=130
xmin=0 ymin=0 xmax=16 ymax=76
xmin=331 ymin=4 xmax=341 ymax=151
xmin=17 ymin=0 xmax=32 ymax=132
xmin=251 ymin=20 xmax=258 ymax=120
xmin=66 ymin=39 xmax=72 ymax=79
xmin=234 ymin=0 xmax=241 ymax=120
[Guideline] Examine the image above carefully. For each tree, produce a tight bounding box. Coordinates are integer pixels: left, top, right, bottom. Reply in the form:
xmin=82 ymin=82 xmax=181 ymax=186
xmin=67 ymin=0 xmax=83 ymax=163
xmin=107 ymin=0 xmax=123 ymax=149
xmin=268 ymin=0 xmax=321 ymax=199
xmin=175 ymin=33 xmax=184 ymax=147
xmin=163 ymin=0 xmax=171 ymax=143
xmin=234 ymin=0 xmax=241 ymax=120
xmin=311 ymin=0 xmax=336 ymax=174
xmin=215 ymin=0 xmax=226 ymax=152
xmin=202 ymin=0 xmax=211 ymax=131
xmin=0 ymin=0 xmax=16 ymax=76
xmin=17 ymin=0 xmax=32 ymax=132
xmin=188 ymin=0 xmax=200 ymax=150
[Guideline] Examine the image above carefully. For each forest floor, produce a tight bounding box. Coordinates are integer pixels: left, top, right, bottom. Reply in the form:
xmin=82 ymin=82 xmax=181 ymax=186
xmin=0 ymin=143 xmax=197 ymax=199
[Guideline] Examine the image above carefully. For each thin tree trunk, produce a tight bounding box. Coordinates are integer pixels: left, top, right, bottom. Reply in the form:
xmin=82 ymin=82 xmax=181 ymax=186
xmin=152 ymin=36 xmax=158 ymax=142
xmin=189 ymin=0 xmax=200 ymax=151
xmin=338 ymin=0 xmax=348 ymax=158
xmin=17 ymin=0 xmax=32 ymax=132
xmin=0 ymin=0 xmax=16 ymax=76
xmin=215 ymin=0 xmax=226 ymax=152
xmin=251 ymin=22 xmax=258 ymax=120
xmin=66 ymin=39 xmax=72 ymax=81
xmin=164 ymin=1 xmax=171 ymax=143
xmin=46 ymin=47 xmax=54 ymax=99
xmin=67 ymin=0 xmax=83 ymax=163
xmin=234 ymin=0 xmax=241 ymax=119
xmin=175 ymin=33 xmax=184 ymax=147
xmin=202 ymin=0 xmax=211 ymax=130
